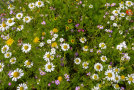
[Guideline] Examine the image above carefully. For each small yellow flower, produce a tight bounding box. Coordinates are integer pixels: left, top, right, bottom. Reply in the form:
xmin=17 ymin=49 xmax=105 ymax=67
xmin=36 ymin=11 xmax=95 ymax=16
xmin=6 ymin=38 xmax=14 ymax=46
xmin=33 ymin=37 xmax=40 ymax=43
xmin=66 ymin=26 xmax=69 ymax=30
xmin=54 ymin=17 xmax=57 ymax=20
xmin=58 ymin=76 xmax=62 ymax=82
xmin=53 ymin=28 xmax=58 ymax=33
xmin=71 ymin=39 xmax=75 ymax=44
xmin=68 ymin=19 xmax=72 ymax=23
xmin=42 ymin=32 xmax=46 ymax=36
xmin=51 ymin=42 xmax=57 ymax=48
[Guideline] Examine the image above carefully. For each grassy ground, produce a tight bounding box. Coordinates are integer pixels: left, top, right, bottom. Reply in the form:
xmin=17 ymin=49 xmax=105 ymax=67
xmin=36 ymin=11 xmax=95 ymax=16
xmin=0 ymin=0 xmax=134 ymax=90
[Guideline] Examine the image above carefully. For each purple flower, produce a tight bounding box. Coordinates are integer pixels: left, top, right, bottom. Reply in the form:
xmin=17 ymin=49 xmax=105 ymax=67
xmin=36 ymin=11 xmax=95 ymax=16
xmin=40 ymin=71 xmax=46 ymax=75
xmin=87 ymin=72 xmax=91 ymax=76
xmin=75 ymin=86 xmax=80 ymax=90
xmin=8 ymin=71 xmax=12 ymax=77
xmin=90 ymin=49 xmax=93 ymax=52
xmin=75 ymin=52 xmax=79 ymax=56
xmin=55 ymin=80 xmax=60 ymax=85
xmin=41 ymin=21 xmax=46 ymax=25
xmin=120 ymin=87 xmax=125 ymax=90
xmin=8 ymin=82 xmax=11 ymax=86
xmin=110 ymin=62 xmax=112 ymax=65
xmin=48 ymin=83 xmax=51 ymax=86
xmin=75 ymin=24 xmax=80 ymax=27
xmin=10 ymin=10 xmax=13 ymax=14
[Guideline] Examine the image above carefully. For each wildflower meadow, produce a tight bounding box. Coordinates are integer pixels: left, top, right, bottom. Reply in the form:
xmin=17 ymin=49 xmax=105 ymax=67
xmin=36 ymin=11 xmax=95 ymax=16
xmin=0 ymin=0 xmax=134 ymax=90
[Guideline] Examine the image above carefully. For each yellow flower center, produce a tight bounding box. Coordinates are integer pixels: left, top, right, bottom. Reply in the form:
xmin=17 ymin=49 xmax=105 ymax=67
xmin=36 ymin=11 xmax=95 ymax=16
xmin=96 ymin=65 xmax=101 ymax=70
xmin=38 ymin=2 xmax=41 ymax=5
xmin=53 ymin=28 xmax=58 ymax=33
xmin=20 ymin=87 xmax=24 ymax=90
xmin=18 ymin=14 xmax=21 ymax=17
xmin=115 ymin=84 xmax=119 ymax=88
xmin=128 ymin=2 xmax=131 ymax=5
xmin=47 ymin=65 xmax=52 ymax=69
xmin=81 ymin=38 xmax=85 ymax=41
xmin=115 ymin=69 xmax=118 ymax=72
xmin=84 ymin=46 xmax=88 ymax=49
xmin=75 ymin=59 xmax=79 ymax=63
xmin=47 ymin=54 xmax=50 ymax=58
xmin=115 ymin=77 xmax=119 ymax=80
xmin=8 ymin=19 xmax=13 ymax=23
xmin=94 ymin=75 xmax=97 ymax=79
xmin=63 ymin=45 xmax=67 ymax=49
xmin=24 ymin=46 xmax=28 ymax=50
xmin=101 ymin=44 xmax=105 ymax=47
xmin=102 ymin=57 xmax=106 ymax=60
xmin=26 ymin=61 xmax=31 ymax=65
xmin=84 ymin=63 xmax=87 ymax=67
xmin=129 ymin=77 xmax=133 ymax=81
xmin=6 ymin=53 xmax=10 ymax=57
xmin=3 ymin=47 xmax=7 ymax=51
xmin=18 ymin=26 xmax=22 ymax=29
xmin=25 ymin=18 xmax=29 ymax=21
xmin=11 ymin=59 xmax=15 ymax=62
xmin=115 ymin=11 xmax=118 ymax=14
xmin=2 ymin=23 xmax=6 ymax=27
xmin=13 ymin=72 xmax=20 ymax=77
xmin=108 ymin=73 xmax=112 ymax=77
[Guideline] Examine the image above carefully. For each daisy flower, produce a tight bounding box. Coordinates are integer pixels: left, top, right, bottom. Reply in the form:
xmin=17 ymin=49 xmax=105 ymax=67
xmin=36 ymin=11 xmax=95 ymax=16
xmin=17 ymin=25 xmax=24 ymax=31
xmin=43 ymin=52 xmax=52 ymax=61
xmin=23 ymin=16 xmax=32 ymax=23
xmin=22 ymin=43 xmax=31 ymax=53
xmin=92 ymin=74 xmax=99 ymax=80
xmin=105 ymin=70 xmax=115 ymax=81
xmin=10 ymin=57 xmax=16 ymax=64
xmin=8 ymin=4 xmax=15 ymax=10
xmin=16 ymin=13 xmax=23 ymax=20
xmin=74 ymin=58 xmax=81 ymax=65
xmin=17 ymin=83 xmax=28 ymax=90
xmin=82 ymin=62 xmax=89 ymax=69
xmin=125 ymin=1 xmax=133 ymax=7
xmin=94 ymin=63 xmax=103 ymax=72
xmin=99 ymin=43 xmax=106 ymax=49
xmin=6 ymin=18 xmax=15 ymax=26
xmin=11 ymin=68 xmax=24 ymax=81
xmin=45 ymin=62 xmax=55 ymax=72
xmin=120 ymin=12 xmax=126 ymax=17
xmin=80 ymin=37 xmax=87 ymax=43
xmin=82 ymin=46 xmax=88 ymax=51
xmin=28 ymin=3 xmax=35 ymax=10
xmin=113 ymin=67 xmax=120 ymax=74
xmin=113 ymin=84 xmax=120 ymax=90
xmin=100 ymin=55 xmax=107 ymax=62
xmin=61 ymin=43 xmax=70 ymax=51
xmin=39 ymin=42 xmax=45 ymax=47
xmin=114 ymin=75 xmax=120 ymax=83
xmin=112 ymin=10 xmax=119 ymax=16
xmin=108 ymin=65 xmax=112 ymax=70
xmin=24 ymin=60 xmax=33 ymax=68
xmin=1 ymin=45 xmax=9 ymax=53
xmin=59 ymin=38 xmax=64 ymax=42
xmin=0 ymin=63 xmax=4 ymax=72
xmin=47 ymin=39 xmax=52 ymax=44
xmin=6 ymin=38 xmax=14 ymax=46
xmin=35 ymin=1 xmax=44 ymax=8
xmin=0 ymin=22 xmax=9 ymax=31
xmin=4 ymin=52 xmax=12 ymax=58
xmin=126 ymin=74 xmax=134 ymax=84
